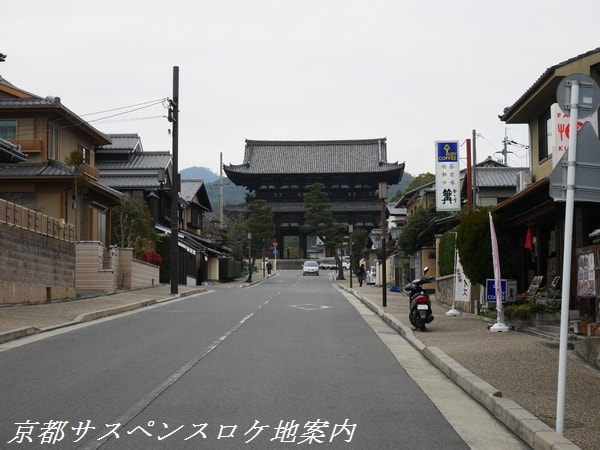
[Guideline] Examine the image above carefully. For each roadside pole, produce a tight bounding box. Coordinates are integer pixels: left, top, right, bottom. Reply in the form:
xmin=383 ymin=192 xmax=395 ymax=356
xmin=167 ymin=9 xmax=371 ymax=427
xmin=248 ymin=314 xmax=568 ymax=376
xmin=554 ymin=73 xmax=600 ymax=435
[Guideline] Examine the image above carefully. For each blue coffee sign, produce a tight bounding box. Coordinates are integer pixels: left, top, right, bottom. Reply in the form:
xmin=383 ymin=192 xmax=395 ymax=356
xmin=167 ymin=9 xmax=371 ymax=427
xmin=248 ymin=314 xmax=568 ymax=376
xmin=486 ymin=279 xmax=507 ymax=303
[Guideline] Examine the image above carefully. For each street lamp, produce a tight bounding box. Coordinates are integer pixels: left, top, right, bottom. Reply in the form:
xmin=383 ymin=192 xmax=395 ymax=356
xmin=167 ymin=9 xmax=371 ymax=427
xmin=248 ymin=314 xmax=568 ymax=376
xmin=348 ymin=224 xmax=353 ymax=288
xmin=379 ymin=182 xmax=388 ymax=307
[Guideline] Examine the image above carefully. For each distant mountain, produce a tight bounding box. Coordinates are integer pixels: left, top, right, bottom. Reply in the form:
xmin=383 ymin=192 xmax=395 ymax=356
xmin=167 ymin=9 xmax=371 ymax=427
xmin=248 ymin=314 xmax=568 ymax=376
xmin=180 ymin=166 xmax=219 ymax=183
xmin=388 ymin=172 xmax=414 ymax=200
xmin=204 ymin=179 xmax=248 ymax=213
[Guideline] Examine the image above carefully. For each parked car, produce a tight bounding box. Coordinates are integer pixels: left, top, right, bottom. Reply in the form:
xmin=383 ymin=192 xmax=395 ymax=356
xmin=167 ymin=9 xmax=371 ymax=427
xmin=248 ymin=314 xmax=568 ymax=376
xmin=367 ymin=266 xmax=377 ymax=284
xmin=302 ymin=260 xmax=320 ymax=276
xmin=341 ymin=259 xmax=350 ymax=270
xmin=319 ymin=260 xmax=337 ymax=270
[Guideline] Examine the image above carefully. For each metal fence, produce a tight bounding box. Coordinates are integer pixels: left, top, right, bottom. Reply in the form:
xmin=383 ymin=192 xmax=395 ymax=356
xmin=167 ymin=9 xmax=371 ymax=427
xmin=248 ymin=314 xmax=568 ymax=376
xmin=0 ymin=198 xmax=75 ymax=242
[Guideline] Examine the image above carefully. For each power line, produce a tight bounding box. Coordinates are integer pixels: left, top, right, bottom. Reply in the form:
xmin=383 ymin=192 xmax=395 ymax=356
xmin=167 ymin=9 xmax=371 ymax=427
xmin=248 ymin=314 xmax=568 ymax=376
xmin=84 ymin=100 xmax=167 ymax=125
xmin=80 ymin=98 xmax=168 ymax=118
xmin=8 ymin=98 xmax=168 ymax=141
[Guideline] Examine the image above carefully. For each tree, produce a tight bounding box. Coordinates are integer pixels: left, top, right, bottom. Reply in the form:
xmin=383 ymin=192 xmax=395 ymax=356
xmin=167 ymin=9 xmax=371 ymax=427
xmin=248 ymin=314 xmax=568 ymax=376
xmin=455 ymin=208 xmax=516 ymax=286
xmin=245 ymin=199 xmax=276 ymax=283
xmin=111 ymin=195 xmax=158 ymax=259
xmin=397 ymin=205 xmax=442 ymax=255
xmin=350 ymin=228 xmax=368 ymax=271
xmin=405 ymin=172 xmax=435 ymax=192
xmin=301 ymin=183 xmax=347 ymax=280
xmin=390 ymin=172 xmax=434 ymax=202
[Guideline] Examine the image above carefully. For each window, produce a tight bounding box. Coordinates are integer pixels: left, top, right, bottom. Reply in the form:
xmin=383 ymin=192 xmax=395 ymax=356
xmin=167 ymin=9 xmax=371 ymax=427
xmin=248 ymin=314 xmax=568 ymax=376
xmin=80 ymin=145 xmax=90 ymax=163
xmin=538 ymin=108 xmax=550 ymax=162
xmin=48 ymin=121 xmax=59 ymax=160
xmin=0 ymin=119 xmax=17 ymax=139
xmin=97 ymin=210 xmax=106 ymax=245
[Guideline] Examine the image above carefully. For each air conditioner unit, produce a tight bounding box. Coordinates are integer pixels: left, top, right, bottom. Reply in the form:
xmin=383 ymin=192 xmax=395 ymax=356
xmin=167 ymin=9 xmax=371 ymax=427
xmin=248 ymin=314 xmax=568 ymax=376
xmin=516 ymin=171 xmax=532 ymax=193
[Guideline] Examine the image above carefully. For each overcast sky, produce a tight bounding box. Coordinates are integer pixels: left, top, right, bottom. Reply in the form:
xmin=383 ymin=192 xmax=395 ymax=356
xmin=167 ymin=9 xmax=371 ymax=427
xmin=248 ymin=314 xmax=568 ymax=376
xmin=2 ymin=0 xmax=599 ymax=178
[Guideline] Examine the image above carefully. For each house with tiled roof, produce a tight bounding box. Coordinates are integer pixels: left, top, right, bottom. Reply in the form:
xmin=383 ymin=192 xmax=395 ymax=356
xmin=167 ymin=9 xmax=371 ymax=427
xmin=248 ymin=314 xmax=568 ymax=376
xmin=463 ymin=156 xmax=528 ymax=208
xmin=497 ymin=47 xmax=600 ymax=314
xmin=223 ymin=138 xmax=404 ymax=259
xmin=96 ymin=133 xmax=222 ymax=284
xmin=0 ymin=75 xmax=122 ymax=242
xmin=393 ymin=157 xmax=525 ymax=288
xmin=96 ymin=133 xmax=173 ymax=224
xmin=0 ymin=76 xmax=147 ymax=302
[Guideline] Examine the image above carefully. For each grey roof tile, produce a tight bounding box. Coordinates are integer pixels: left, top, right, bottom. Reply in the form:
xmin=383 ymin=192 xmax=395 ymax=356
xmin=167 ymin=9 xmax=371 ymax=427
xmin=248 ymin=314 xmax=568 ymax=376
xmin=0 ymin=160 xmax=75 ymax=177
xmin=95 ymin=152 xmax=171 ymax=170
xmin=98 ymin=175 xmax=162 ymax=189
xmin=224 ymin=138 xmax=403 ymax=175
xmin=0 ymin=138 xmax=27 ymax=162
xmin=181 ymin=179 xmax=204 ymax=202
xmin=500 ymin=47 xmax=600 ymax=121
xmin=473 ymin=167 xmax=526 ymax=187
xmin=98 ymin=133 xmax=144 ymax=152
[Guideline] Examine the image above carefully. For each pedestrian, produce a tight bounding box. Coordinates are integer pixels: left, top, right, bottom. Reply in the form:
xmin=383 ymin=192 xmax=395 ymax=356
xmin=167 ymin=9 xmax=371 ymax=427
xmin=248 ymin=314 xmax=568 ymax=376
xmin=266 ymin=261 xmax=272 ymax=275
xmin=356 ymin=264 xmax=366 ymax=287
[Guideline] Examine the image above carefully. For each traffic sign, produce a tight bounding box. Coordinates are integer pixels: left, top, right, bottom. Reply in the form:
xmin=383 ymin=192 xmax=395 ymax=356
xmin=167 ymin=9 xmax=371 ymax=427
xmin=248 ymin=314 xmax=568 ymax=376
xmin=556 ymin=73 xmax=600 ymax=119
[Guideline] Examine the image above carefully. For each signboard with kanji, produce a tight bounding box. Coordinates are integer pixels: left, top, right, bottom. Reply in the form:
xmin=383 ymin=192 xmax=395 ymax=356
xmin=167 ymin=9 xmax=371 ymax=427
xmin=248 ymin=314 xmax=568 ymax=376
xmin=435 ymin=141 xmax=461 ymax=211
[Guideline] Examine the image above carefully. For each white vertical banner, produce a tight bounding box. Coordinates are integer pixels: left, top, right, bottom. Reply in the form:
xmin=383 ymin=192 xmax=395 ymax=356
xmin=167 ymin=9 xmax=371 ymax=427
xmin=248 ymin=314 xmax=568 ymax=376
xmin=489 ymin=212 xmax=502 ymax=314
xmin=435 ymin=141 xmax=461 ymax=211
xmin=453 ymin=249 xmax=471 ymax=302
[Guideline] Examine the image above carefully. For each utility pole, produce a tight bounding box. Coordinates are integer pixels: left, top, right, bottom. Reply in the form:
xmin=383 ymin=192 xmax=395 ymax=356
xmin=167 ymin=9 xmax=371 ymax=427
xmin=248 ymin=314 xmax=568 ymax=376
xmin=466 ymin=138 xmax=472 ymax=212
xmin=169 ymin=66 xmax=179 ymax=295
xmin=219 ymin=152 xmax=224 ymax=227
xmin=472 ymin=130 xmax=477 ymax=208
xmin=497 ymin=128 xmax=529 ymax=166
xmin=379 ymin=182 xmax=388 ymax=307
xmin=496 ymin=131 xmax=514 ymax=165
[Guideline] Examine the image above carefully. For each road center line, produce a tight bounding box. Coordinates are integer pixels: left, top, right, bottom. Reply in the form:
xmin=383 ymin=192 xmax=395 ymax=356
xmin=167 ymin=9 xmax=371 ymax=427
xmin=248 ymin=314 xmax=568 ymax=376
xmin=81 ymin=298 xmax=272 ymax=449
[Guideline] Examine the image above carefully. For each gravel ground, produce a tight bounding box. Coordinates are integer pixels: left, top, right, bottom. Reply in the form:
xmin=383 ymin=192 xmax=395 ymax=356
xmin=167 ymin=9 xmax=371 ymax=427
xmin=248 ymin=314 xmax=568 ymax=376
xmin=349 ymin=284 xmax=600 ymax=450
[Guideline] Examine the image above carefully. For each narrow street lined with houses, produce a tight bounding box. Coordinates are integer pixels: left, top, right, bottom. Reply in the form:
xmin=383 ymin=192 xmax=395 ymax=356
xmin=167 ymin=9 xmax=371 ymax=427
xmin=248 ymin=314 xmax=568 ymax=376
xmin=0 ymin=272 xmax=530 ymax=449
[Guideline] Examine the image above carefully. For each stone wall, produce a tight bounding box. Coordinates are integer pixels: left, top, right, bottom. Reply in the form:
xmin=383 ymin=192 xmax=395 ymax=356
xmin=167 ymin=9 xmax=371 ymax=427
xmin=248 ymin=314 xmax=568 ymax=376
xmin=435 ymin=274 xmax=477 ymax=314
xmin=0 ymin=224 xmax=76 ymax=304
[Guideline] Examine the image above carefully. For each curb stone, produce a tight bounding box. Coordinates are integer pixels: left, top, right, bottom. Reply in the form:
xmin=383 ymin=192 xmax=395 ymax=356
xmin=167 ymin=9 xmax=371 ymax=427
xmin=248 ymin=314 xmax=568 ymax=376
xmin=338 ymin=283 xmax=580 ymax=450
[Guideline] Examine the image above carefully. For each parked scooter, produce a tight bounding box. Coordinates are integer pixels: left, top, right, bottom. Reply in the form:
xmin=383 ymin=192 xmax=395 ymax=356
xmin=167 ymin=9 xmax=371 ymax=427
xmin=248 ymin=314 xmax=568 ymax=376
xmin=404 ymin=267 xmax=435 ymax=331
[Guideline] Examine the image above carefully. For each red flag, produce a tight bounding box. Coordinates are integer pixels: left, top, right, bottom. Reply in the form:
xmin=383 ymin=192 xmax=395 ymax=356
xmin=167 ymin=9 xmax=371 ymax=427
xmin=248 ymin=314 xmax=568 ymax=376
xmin=489 ymin=212 xmax=502 ymax=314
xmin=524 ymin=226 xmax=533 ymax=251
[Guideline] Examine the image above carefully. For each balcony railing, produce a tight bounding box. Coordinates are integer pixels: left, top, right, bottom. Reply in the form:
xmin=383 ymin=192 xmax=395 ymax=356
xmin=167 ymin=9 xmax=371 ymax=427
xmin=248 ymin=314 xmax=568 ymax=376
xmin=79 ymin=162 xmax=99 ymax=180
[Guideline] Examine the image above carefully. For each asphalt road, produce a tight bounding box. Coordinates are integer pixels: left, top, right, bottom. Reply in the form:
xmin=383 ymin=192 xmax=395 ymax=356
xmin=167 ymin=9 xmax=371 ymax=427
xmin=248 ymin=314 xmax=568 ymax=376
xmin=0 ymin=272 xmax=527 ymax=449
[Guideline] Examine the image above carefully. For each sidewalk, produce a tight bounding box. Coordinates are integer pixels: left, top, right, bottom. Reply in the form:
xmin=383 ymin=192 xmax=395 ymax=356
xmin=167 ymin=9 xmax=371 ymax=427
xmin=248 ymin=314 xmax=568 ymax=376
xmin=0 ymin=285 xmax=208 ymax=343
xmin=0 ymin=274 xmax=595 ymax=449
xmin=340 ymin=280 xmax=595 ymax=450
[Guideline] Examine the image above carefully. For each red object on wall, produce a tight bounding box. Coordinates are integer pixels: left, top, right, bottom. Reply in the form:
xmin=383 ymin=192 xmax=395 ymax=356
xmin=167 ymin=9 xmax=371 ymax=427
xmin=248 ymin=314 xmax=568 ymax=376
xmin=524 ymin=227 xmax=534 ymax=251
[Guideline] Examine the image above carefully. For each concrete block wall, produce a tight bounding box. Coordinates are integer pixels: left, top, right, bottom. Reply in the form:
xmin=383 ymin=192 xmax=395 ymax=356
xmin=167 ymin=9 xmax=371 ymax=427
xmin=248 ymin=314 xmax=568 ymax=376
xmin=0 ymin=224 xmax=76 ymax=304
xmin=76 ymin=243 xmax=158 ymax=292
xmin=75 ymin=241 xmax=114 ymax=291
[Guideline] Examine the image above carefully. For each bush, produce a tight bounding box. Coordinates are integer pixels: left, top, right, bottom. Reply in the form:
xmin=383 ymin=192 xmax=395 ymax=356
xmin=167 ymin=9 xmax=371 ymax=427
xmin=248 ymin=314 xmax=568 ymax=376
xmin=504 ymin=301 xmax=552 ymax=321
xmin=438 ymin=231 xmax=457 ymax=277
xmin=142 ymin=251 xmax=163 ymax=265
